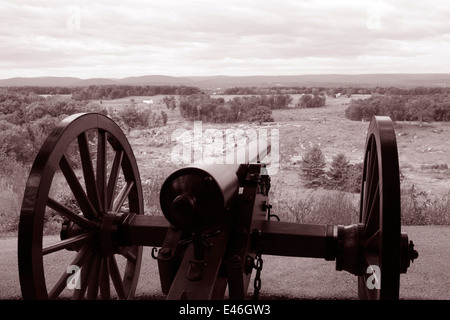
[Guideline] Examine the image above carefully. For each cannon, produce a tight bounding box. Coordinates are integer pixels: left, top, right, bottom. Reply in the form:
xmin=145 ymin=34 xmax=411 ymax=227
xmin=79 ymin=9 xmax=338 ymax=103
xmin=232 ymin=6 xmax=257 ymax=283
xmin=18 ymin=113 xmax=418 ymax=300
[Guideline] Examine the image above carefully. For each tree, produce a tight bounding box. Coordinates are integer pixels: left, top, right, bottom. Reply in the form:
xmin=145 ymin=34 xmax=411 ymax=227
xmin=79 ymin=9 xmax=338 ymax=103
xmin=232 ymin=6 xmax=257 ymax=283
xmin=433 ymin=99 xmax=450 ymax=121
xmin=112 ymin=104 xmax=150 ymax=129
xmin=163 ymin=96 xmax=176 ymax=109
xmin=344 ymin=162 xmax=363 ymax=193
xmin=326 ymin=153 xmax=350 ymax=190
xmin=244 ymin=105 xmax=274 ymax=124
xmin=298 ymin=94 xmax=326 ymax=108
xmin=300 ymin=145 xmax=326 ymax=188
xmin=406 ymin=96 xmax=434 ymax=126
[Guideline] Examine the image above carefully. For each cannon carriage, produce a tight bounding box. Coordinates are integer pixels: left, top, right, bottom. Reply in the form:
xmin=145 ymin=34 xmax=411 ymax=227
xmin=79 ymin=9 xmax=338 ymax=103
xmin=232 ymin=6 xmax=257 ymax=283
xmin=18 ymin=113 xmax=418 ymax=300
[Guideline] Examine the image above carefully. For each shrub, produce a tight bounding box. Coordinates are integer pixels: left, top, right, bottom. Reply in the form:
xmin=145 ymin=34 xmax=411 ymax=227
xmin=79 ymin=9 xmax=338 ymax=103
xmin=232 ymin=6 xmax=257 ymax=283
xmin=270 ymin=187 xmax=359 ymax=225
xmin=243 ymin=105 xmax=274 ymax=124
xmin=141 ymin=171 xmax=168 ymax=215
xmin=112 ymin=105 xmax=150 ymax=129
xmin=344 ymin=94 xmax=450 ymax=122
xmin=161 ymin=110 xmax=168 ymax=126
xmin=110 ymin=105 xmax=166 ymax=130
xmin=0 ymin=180 xmax=22 ymax=233
xmin=401 ymin=185 xmax=450 ymax=225
xmin=178 ymin=94 xmax=274 ymax=124
xmin=0 ymin=150 xmax=29 ymax=234
xmin=298 ymin=94 xmax=326 ymax=108
xmin=0 ymin=93 xmax=106 ymax=164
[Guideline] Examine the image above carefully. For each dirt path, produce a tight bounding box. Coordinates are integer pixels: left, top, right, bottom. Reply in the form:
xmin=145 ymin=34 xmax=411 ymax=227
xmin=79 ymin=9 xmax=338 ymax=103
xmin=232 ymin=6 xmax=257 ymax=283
xmin=1 ymin=225 xmax=448 ymax=300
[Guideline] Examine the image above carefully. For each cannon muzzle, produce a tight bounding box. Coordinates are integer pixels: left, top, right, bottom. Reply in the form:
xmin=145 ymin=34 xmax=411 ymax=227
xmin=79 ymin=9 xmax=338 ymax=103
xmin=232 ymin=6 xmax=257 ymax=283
xmin=160 ymin=141 xmax=271 ymax=233
xmin=160 ymin=164 xmax=240 ymax=233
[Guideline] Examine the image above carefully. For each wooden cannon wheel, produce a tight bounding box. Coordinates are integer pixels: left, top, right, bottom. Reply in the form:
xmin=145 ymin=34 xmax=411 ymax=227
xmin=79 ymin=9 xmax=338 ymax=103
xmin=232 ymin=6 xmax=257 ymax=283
xmin=18 ymin=113 xmax=144 ymax=299
xmin=357 ymin=116 xmax=401 ymax=300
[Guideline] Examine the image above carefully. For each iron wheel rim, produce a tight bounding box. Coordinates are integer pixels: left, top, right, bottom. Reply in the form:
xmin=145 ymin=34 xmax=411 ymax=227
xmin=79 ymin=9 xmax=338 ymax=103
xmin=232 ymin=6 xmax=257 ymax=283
xmin=357 ymin=116 xmax=401 ymax=300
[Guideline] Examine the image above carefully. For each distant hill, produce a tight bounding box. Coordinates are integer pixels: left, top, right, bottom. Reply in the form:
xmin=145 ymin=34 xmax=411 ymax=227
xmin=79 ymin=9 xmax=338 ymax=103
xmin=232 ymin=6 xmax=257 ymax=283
xmin=73 ymin=78 xmax=120 ymax=86
xmin=0 ymin=76 xmax=82 ymax=87
xmin=117 ymin=75 xmax=195 ymax=86
xmin=1 ymin=74 xmax=450 ymax=89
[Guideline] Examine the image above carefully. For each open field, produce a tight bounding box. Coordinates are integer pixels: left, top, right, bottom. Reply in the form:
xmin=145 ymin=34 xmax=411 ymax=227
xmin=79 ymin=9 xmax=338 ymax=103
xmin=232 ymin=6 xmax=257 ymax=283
xmin=1 ymin=226 xmax=449 ymax=300
xmin=99 ymin=94 xmax=450 ymax=219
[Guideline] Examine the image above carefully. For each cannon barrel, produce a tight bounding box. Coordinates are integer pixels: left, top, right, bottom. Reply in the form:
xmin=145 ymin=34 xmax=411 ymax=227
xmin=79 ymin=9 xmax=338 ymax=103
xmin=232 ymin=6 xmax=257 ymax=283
xmin=160 ymin=141 xmax=271 ymax=233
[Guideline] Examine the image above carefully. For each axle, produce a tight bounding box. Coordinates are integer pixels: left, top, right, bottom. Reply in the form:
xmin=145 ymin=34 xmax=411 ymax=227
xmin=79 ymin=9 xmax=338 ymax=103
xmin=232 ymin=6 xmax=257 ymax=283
xmin=116 ymin=213 xmax=417 ymax=277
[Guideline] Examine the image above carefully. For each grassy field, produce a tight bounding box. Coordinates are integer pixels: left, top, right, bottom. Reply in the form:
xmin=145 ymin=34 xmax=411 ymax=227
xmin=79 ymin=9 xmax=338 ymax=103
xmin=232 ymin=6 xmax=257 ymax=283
xmin=2 ymin=93 xmax=447 ymax=230
xmin=98 ymin=94 xmax=449 ymax=223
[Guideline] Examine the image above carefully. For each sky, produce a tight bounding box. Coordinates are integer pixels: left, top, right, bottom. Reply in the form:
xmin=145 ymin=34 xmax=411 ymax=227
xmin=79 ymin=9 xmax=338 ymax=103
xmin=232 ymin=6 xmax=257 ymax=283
xmin=1 ymin=0 xmax=450 ymax=79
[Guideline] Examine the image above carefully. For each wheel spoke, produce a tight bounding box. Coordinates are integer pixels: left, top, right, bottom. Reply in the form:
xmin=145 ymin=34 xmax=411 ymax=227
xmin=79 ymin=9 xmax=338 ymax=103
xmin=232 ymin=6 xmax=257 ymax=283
xmin=43 ymin=233 xmax=92 ymax=256
xmin=358 ymin=276 xmax=370 ymax=299
xmin=87 ymin=255 xmax=101 ymax=299
xmin=359 ymin=273 xmax=380 ymax=300
xmin=361 ymin=148 xmax=371 ymax=221
xmin=47 ymin=197 xmax=95 ymax=230
xmin=48 ymin=244 xmax=93 ymax=299
xmin=112 ymin=181 xmax=134 ymax=212
xmin=108 ymin=256 xmax=126 ymax=299
xmin=119 ymin=247 xmax=137 ymax=262
xmin=59 ymin=154 xmax=98 ymax=220
xmin=365 ymin=182 xmax=380 ymax=233
xmin=97 ymin=130 xmax=108 ymax=214
xmin=365 ymin=229 xmax=381 ymax=253
xmin=106 ymin=150 xmax=123 ymax=211
xmin=72 ymin=254 xmax=94 ymax=299
xmin=364 ymin=252 xmax=380 ymax=271
xmin=100 ymin=257 xmax=111 ymax=300
xmin=78 ymin=132 xmax=103 ymax=214
xmin=364 ymin=255 xmax=381 ymax=296
xmin=363 ymin=141 xmax=378 ymax=221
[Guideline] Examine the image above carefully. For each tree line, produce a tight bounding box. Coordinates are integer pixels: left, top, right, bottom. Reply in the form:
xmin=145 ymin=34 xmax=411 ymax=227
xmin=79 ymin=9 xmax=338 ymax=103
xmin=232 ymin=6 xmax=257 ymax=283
xmin=0 ymin=91 xmax=107 ymax=164
xmin=222 ymin=85 xmax=450 ymax=96
xmin=3 ymin=85 xmax=202 ymax=100
xmin=71 ymin=85 xmax=202 ymax=100
xmin=345 ymin=94 xmax=450 ymax=123
xmin=178 ymin=94 xmax=293 ymax=124
xmin=5 ymin=84 xmax=450 ymax=101
xmin=0 ymin=91 xmax=169 ymax=165
xmin=298 ymin=91 xmax=326 ymax=108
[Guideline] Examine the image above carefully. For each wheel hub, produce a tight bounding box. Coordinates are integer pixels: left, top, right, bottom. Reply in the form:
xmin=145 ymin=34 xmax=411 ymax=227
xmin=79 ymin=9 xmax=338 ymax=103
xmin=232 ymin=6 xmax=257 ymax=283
xmin=59 ymin=211 xmax=127 ymax=256
xmin=335 ymin=224 xmax=365 ymax=276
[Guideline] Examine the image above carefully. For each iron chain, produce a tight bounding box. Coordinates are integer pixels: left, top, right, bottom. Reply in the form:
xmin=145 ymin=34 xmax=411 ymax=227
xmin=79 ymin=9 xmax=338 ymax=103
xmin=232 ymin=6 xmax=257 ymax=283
xmin=253 ymin=253 xmax=263 ymax=300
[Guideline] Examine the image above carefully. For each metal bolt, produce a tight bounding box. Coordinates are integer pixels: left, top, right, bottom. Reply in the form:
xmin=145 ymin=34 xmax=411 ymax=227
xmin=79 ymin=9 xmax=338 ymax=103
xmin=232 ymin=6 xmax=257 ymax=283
xmin=159 ymin=247 xmax=171 ymax=258
xmin=231 ymin=255 xmax=242 ymax=267
xmin=262 ymin=202 xmax=272 ymax=210
xmin=245 ymin=255 xmax=254 ymax=274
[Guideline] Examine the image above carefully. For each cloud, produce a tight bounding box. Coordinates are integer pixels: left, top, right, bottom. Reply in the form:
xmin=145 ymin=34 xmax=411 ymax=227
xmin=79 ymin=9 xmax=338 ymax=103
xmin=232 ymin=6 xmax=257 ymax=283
xmin=1 ymin=0 xmax=449 ymax=78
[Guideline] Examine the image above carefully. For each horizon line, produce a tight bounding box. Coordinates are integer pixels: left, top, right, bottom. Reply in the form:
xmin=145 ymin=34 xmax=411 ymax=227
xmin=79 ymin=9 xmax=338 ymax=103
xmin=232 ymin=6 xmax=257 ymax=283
xmin=2 ymin=72 xmax=450 ymax=81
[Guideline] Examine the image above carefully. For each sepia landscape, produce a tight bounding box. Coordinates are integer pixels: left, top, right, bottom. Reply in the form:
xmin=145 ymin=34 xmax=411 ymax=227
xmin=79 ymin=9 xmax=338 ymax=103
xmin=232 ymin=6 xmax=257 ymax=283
xmin=0 ymin=0 xmax=449 ymax=305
